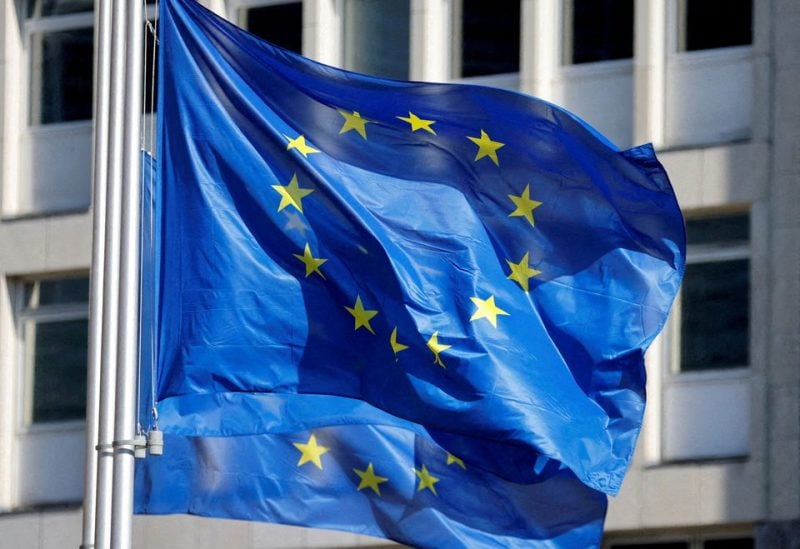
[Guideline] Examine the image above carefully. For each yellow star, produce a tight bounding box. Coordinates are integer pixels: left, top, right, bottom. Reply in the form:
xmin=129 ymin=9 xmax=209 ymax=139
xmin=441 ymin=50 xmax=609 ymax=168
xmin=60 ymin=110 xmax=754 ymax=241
xmin=414 ymin=464 xmax=440 ymax=495
xmin=508 ymin=184 xmax=543 ymax=226
xmin=506 ymin=252 xmax=541 ymax=292
xmin=446 ymin=453 xmax=466 ymax=469
xmin=426 ymin=332 xmax=451 ymax=368
xmin=353 ymin=463 xmax=389 ymax=495
xmin=345 ymin=295 xmax=378 ymax=334
xmin=396 ymin=112 xmax=436 ymax=134
xmin=293 ymin=243 xmax=327 ymax=279
xmin=293 ymin=434 xmax=329 ymax=470
xmin=467 ymin=129 xmax=504 ymax=166
xmin=285 ymin=134 xmax=320 ymax=157
xmin=338 ymin=110 xmax=370 ymax=139
xmin=271 ymin=173 xmax=314 ymax=213
xmin=390 ymin=327 xmax=409 ymax=356
xmin=470 ymin=295 xmax=510 ymax=328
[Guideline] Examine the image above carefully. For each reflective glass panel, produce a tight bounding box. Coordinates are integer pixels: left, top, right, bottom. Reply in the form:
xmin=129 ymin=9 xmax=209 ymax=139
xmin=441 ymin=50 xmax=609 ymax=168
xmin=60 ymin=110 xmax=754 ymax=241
xmin=609 ymin=541 xmax=689 ymax=549
xmin=685 ymin=213 xmax=749 ymax=245
xmin=343 ymin=0 xmax=409 ymax=79
xmin=29 ymin=319 xmax=88 ymax=423
xmin=704 ymin=539 xmax=754 ymax=549
xmin=684 ymin=0 xmax=752 ymax=51
xmin=569 ymin=0 xmax=634 ymax=64
xmin=30 ymin=28 xmax=94 ymax=124
xmin=458 ymin=0 xmax=520 ymax=77
xmin=680 ymin=258 xmax=750 ymax=371
xmin=27 ymin=0 xmax=93 ymax=18
xmin=24 ymin=277 xmax=90 ymax=307
xmin=242 ymin=2 xmax=302 ymax=54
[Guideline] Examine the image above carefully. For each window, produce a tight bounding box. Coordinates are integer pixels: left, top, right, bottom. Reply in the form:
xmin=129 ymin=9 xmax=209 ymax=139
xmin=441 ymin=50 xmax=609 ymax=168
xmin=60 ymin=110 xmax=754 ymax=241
xmin=240 ymin=1 xmax=302 ymax=54
xmin=453 ymin=0 xmax=520 ymax=78
xmin=13 ymin=0 xmax=157 ymax=216
xmin=11 ymin=0 xmax=95 ymax=216
xmin=609 ymin=543 xmax=689 ymax=549
xmin=680 ymin=0 xmax=752 ymax=51
xmin=660 ymin=212 xmax=751 ymax=461
xmin=26 ymin=0 xmax=94 ymax=125
xmin=703 ymin=539 xmax=753 ymax=549
xmin=607 ymin=536 xmax=753 ymax=549
xmin=27 ymin=0 xmax=159 ymax=124
xmin=343 ymin=0 xmax=409 ymax=79
xmin=677 ymin=213 xmax=750 ymax=372
xmin=18 ymin=276 xmax=89 ymax=425
xmin=564 ymin=0 xmax=634 ymax=65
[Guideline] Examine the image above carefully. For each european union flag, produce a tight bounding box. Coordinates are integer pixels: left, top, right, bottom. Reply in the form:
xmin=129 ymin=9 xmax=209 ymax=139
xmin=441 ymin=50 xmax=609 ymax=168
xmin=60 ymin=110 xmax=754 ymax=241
xmin=135 ymin=0 xmax=685 ymax=546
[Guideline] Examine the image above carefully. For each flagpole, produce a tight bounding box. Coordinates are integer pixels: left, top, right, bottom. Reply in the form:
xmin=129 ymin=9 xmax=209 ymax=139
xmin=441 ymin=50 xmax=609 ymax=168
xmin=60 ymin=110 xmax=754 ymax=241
xmin=93 ymin=0 xmax=129 ymax=543
xmin=109 ymin=0 xmax=144 ymax=543
xmin=81 ymin=0 xmax=113 ymax=542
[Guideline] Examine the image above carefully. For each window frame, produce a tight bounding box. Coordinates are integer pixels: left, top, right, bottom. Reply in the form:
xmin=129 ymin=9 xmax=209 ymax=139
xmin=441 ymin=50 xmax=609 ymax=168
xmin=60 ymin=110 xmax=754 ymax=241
xmin=662 ymin=0 xmax=755 ymax=149
xmin=668 ymin=218 xmax=751 ymax=379
xmin=676 ymin=0 xmax=753 ymax=53
xmin=668 ymin=0 xmax=753 ymax=59
xmin=15 ymin=274 xmax=90 ymax=434
xmin=228 ymin=0 xmax=304 ymax=51
xmin=655 ymin=210 xmax=753 ymax=463
xmin=561 ymin=0 xmax=635 ymax=66
xmin=23 ymin=9 xmax=94 ymax=128
xmin=604 ymin=532 xmax=755 ymax=549
xmin=450 ymin=0 xmax=521 ymax=84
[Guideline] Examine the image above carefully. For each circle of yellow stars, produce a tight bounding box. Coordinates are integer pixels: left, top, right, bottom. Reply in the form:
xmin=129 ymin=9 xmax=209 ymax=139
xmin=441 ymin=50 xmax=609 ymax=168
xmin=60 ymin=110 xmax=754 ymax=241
xmin=274 ymin=107 xmax=544 ymax=371
xmin=275 ymin=104 xmax=550 ymax=509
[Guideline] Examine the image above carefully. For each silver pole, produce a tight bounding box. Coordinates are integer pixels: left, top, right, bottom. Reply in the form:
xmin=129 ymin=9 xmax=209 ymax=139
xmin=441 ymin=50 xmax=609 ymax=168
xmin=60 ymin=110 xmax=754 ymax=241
xmin=94 ymin=0 xmax=126 ymax=544
xmin=110 ymin=0 xmax=144 ymax=544
xmin=81 ymin=0 xmax=113 ymax=543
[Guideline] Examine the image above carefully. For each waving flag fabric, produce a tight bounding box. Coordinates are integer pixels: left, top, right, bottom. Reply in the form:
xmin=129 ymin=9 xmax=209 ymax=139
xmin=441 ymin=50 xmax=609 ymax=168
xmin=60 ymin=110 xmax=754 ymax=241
xmin=135 ymin=0 xmax=685 ymax=546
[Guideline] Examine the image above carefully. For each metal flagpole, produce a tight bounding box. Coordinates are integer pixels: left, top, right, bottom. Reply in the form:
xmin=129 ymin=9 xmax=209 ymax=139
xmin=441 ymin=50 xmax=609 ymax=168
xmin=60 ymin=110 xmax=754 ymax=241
xmin=81 ymin=0 xmax=113 ymax=542
xmin=109 ymin=0 xmax=144 ymax=544
xmin=93 ymin=0 xmax=127 ymax=544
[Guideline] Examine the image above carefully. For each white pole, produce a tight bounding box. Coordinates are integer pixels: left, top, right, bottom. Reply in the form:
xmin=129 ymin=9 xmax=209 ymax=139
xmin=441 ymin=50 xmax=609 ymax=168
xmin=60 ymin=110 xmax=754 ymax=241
xmin=94 ymin=0 xmax=126 ymax=544
xmin=110 ymin=0 xmax=144 ymax=544
xmin=81 ymin=0 xmax=113 ymax=543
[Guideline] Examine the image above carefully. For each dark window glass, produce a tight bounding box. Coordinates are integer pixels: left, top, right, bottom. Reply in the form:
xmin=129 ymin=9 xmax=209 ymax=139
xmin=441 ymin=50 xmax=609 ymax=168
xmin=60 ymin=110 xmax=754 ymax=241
xmin=30 ymin=319 xmax=88 ymax=422
xmin=30 ymin=28 xmax=94 ymax=124
xmin=244 ymin=2 xmax=303 ymax=54
xmin=343 ymin=0 xmax=409 ymax=80
xmin=684 ymin=0 xmax=752 ymax=51
xmin=25 ymin=277 xmax=90 ymax=307
xmin=570 ymin=0 xmax=634 ymax=64
xmin=685 ymin=213 xmax=750 ymax=245
xmin=681 ymin=258 xmax=749 ymax=371
xmin=27 ymin=0 xmax=93 ymax=18
xmin=459 ymin=0 xmax=520 ymax=77
xmin=681 ymin=213 xmax=751 ymax=372
xmin=609 ymin=543 xmax=690 ymax=549
xmin=704 ymin=539 xmax=754 ymax=549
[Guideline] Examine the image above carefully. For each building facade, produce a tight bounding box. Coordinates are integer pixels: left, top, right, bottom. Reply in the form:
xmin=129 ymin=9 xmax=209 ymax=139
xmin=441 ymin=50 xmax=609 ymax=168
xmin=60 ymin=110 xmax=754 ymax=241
xmin=0 ymin=0 xmax=797 ymax=547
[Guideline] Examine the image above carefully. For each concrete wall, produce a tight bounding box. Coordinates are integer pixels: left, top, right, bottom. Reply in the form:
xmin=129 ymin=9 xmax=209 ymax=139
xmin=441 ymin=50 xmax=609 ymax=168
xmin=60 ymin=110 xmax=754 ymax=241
xmin=765 ymin=0 xmax=800 ymax=525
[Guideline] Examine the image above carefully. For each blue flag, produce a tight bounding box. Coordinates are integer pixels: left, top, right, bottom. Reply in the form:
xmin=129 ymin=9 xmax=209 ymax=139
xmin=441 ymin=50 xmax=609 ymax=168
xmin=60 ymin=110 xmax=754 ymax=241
xmin=135 ymin=0 xmax=685 ymax=546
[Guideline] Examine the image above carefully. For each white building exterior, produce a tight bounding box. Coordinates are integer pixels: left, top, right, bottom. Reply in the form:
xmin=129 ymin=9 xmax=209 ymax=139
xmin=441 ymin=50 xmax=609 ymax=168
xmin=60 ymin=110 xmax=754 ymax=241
xmin=0 ymin=0 xmax=797 ymax=547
